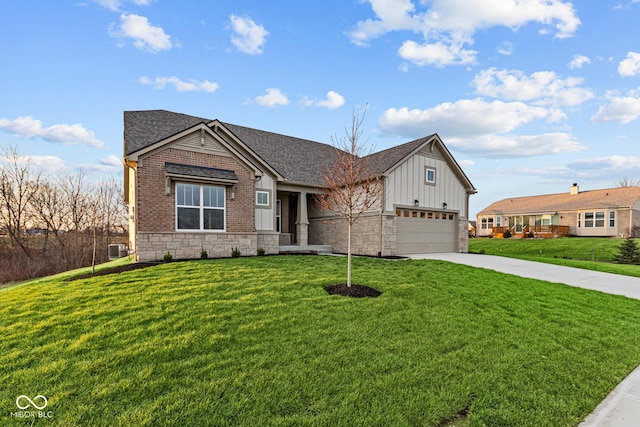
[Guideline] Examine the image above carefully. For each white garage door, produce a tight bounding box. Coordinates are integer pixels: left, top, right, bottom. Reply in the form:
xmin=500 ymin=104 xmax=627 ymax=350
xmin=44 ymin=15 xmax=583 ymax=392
xmin=396 ymin=208 xmax=458 ymax=254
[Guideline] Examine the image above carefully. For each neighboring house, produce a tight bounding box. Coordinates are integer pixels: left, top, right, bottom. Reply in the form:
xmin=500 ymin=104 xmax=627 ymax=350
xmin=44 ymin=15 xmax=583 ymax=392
xmin=476 ymin=183 xmax=640 ymax=238
xmin=123 ymin=110 xmax=476 ymax=261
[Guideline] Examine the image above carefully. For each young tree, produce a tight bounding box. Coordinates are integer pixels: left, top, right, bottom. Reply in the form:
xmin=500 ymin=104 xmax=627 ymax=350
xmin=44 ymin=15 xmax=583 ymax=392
xmin=315 ymin=106 xmax=382 ymax=287
xmin=614 ymin=237 xmax=640 ymax=264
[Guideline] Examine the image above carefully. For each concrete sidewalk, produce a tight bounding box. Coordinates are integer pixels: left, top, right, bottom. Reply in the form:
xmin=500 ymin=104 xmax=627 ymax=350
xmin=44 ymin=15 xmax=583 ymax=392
xmin=407 ymin=252 xmax=640 ymax=426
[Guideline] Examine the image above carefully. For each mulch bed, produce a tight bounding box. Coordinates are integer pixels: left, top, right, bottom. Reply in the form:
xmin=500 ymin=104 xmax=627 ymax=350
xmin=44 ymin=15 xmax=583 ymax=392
xmin=324 ymin=284 xmax=382 ymax=298
xmin=64 ymin=262 xmax=160 ymax=282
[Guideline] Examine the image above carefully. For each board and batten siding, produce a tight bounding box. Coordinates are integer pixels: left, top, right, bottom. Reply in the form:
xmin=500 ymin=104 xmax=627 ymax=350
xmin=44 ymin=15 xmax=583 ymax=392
xmin=170 ymin=131 xmax=233 ymax=158
xmin=384 ymin=149 xmax=468 ymax=218
xmin=255 ymin=174 xmax=275 ymax=231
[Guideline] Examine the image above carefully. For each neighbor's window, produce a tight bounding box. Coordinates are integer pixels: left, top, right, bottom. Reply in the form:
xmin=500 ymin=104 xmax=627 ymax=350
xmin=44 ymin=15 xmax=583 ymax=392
xmin=609 ymin=211 xmax=616 ymax=228
xmin=481 ymin=217 xmax=494 ymax=229
xmin=256 ymin=191 xmax=269 ymax=207
xmin=176 ymin=183 xmax=225 ymax=231
xmin=425 ymin=167 xmax=436 ymax=184
xmin=582 ymin=211 xmax=606 ymax=228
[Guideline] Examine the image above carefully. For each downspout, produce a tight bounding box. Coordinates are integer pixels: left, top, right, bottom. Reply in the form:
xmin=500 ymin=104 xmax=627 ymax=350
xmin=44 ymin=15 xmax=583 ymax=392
xmin=379 ymin=176 xmax=385 ymax=257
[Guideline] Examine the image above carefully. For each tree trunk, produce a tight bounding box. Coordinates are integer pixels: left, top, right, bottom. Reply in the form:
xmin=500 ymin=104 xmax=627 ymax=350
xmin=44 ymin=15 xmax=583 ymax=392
xmin=347 ymin=221 xmax=352 ymax=287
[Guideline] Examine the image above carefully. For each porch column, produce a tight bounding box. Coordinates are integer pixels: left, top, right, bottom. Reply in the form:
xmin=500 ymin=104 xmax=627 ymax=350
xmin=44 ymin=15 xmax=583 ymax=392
xmin=296 ymin=191 xmax=309 ymax=246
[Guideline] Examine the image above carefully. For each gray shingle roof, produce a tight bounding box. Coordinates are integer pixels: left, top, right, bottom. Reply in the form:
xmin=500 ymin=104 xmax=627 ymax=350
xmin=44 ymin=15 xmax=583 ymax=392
xmin=220 ymin=122 xmax=338 ymax=186
xmin=478 ymin=186 xmax=640 ymax=215
xmin=124 ymin=110 xmax=211 ymax=155
xmin=165 ymin=162 xmax=238 ymax=182
xmin=365 ymin=135 xmax=434 ymax=175
xmin=124 ymin=110 xmax=458 ymax=188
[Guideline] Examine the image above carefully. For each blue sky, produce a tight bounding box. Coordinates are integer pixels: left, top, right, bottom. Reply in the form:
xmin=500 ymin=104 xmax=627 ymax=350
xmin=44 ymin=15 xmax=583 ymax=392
xmin=1 ymin=0 xmax=639 ymax=216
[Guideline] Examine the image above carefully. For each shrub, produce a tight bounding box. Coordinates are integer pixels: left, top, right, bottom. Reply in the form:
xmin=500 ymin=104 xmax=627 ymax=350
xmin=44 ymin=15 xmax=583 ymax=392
xmin=503 ymin=228 xmax=512 ymax=238
xmin=231 ymin=247 xmax=241 ymax=258
xmin=257 ymin=248 xmax=265 ymax=256
xmin=614 ymin=237 xmax=640 ymax=264
xmin=200 ymin=248 xmax=208 ymax=259
xmin=163 ymin=251 xmax=173 ymax=263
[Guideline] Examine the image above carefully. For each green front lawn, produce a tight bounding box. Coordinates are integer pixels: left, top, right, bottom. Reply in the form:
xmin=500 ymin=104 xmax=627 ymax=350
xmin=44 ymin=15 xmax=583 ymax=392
xmin=2 ymin=255 xmax=640 ymax=426
xmin=470 ymin=237 xmax=640 ymax=278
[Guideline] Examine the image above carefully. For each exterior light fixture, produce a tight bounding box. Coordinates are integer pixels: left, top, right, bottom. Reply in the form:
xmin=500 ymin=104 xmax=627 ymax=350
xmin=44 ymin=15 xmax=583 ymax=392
xmin=442 ymin=202 xmax=448 ymax=210
xmin=414 ymin=199 xmax=419 ymax=207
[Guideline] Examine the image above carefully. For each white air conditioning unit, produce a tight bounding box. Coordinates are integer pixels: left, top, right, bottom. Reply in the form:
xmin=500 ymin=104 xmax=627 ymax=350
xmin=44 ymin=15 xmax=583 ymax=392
xmin=108 ymin=244 xmax=127 ymax=260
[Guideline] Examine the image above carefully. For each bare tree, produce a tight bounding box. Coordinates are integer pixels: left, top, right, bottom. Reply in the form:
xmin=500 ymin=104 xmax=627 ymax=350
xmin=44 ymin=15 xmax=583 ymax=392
xmin=0 ymin=146 xmax=40 ymax=257
xmin=315 ymin=106 xmax=382 ymax=287
xmin=618 ymin=177 xmax=640 ymax=187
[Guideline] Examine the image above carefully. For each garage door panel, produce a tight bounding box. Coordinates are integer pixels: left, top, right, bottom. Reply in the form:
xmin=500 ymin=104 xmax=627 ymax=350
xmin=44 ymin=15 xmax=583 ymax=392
xmin=396 ymin=210 xmax=457 ymax=254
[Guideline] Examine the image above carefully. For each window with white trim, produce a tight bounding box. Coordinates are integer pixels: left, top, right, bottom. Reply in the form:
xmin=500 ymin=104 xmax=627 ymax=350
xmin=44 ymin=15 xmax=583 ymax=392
xmin=176 ymin=183 xmax=225 ymax=231
xmin=425 ymin=167 xmax=436 ymax=184
xmin=582 ymin=211 xmax=606 ymax=228
xmin=481 ymin=217 xmax=494 ymax=229
xmin=256 ymin=191 xmax=269 ymax=207
xmin=609 ymin=211 xmax=616 ymax=227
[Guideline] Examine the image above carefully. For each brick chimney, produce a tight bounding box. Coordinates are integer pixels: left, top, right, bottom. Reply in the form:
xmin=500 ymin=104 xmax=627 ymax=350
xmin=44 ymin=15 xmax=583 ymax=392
xmin=570 ymin=183 xmax=579 ymax=195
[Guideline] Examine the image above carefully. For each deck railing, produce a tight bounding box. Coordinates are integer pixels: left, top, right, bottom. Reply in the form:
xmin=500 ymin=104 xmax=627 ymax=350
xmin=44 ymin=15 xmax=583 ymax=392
xmin=491 ymin=225 xmax=570 ymax=238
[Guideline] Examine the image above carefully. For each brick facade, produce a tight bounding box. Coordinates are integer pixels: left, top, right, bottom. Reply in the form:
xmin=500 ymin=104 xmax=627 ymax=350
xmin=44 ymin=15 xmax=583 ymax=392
xmin=134 ymin=147 xmax=258 ymax=261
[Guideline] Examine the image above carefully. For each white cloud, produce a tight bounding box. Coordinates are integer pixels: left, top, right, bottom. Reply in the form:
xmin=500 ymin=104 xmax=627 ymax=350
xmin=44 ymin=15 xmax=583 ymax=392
xmin=253 ymin=88 xmax=289 ymax=107
xmin=618 ymin=51 xmax=640 ymax=77
xmin=139 ymin=76 xmax=219 ymax=92
xmin=303 ymin=91 xmax=346 ymax=110
xmin=78 ymin=154 xmax=122 ymax=173
xmin=447 ymin=133 xmax=585 ymax=158
xmin=569 ymin=54 xmax=591 ymax=69
xmin=0 ymin=154 xmax=69 ymax=175
xmin=349 ymin=0 xmax=580 ymax=67
xmin=0 ymin=116 xmax=104 ymax=148
xmin=568 ymin=155 xmax=640 ymax=172
xmin=398 ymin=35 xmax=477 ymax=66
xmin=497 ymin=41 xmax=514 ymax=56
xmin=93 ymin=0 xmax=151 ymax=12
xmin=379 ymin=99 xmax=550 ymax=138
xmin=590 ymin=89 xmax=640 ymax=124
xmin=110 ymin=13 xmax=172 ymax=52
xmin=229 ymin=15 xmax=269 ymax=55
xmin=472 ymin=68 xmax=594 ymax=107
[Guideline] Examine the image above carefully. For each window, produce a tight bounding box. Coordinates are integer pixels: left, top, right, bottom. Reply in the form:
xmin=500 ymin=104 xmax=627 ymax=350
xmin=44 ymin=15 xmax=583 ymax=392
xmin=609 ymin=211 xmax=616 ymax=228
xmin=582 ymin=211 xmax=606 ymax=228
xmin=578 ymin=213 xmax=581 ymax=228
xmin=176 ymin=183 xmax=225 ymax=231
xmin=481 ymin=217 xmax=494 ymax=230
xmin=496 ymin=217 xmax=501 ymax=227
xmin=256 ymin=191 xmax=269 ymax=207
xmin=276 ymin=200 xmax=282 ymax=232
xmin=425 ymin=167 xmax=436 ymax=184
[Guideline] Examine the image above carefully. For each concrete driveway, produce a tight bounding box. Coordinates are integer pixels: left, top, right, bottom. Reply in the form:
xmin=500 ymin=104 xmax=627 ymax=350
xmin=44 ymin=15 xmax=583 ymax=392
xmin=407 ymin=252 xmax=640 ymax=300
xmin=407 ymin=252 xmax=640 ymax=426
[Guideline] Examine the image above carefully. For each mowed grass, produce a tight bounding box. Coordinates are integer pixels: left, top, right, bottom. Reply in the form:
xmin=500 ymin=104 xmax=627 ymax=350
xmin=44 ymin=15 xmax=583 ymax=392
xmin=470 ymin=237 xmax=640 ymax=278
xmin=2 ymin=256 xmax=640 ymax=426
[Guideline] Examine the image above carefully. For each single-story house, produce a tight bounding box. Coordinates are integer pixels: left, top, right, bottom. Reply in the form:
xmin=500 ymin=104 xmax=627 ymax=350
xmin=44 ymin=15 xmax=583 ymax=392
xmin=476 ymin=183 xmax=640 ymax=238
xmin=123 ymin=110 xmax=476 ymax=261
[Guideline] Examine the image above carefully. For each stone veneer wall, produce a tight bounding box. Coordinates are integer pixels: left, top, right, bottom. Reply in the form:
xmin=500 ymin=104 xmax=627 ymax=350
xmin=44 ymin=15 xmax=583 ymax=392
xmin=257 ymin=232 xmax=279 ymax=255
xmin=309 ymin=212 xmax=396 ymax=256
xmin=457 ymin=219 xmax=469 ymax=253
xmin=137 ymin=232 xmax=257 ymax=261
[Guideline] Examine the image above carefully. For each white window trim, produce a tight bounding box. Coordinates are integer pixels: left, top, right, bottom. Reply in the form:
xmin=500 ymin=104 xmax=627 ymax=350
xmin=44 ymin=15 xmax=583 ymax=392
xmin=256 ymin=190 xmax=271 ymax=208
xmin=176 ymin=183 xmax=226 ymax=232
xmin=425 ymin=166 xmax=436 ymax=185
